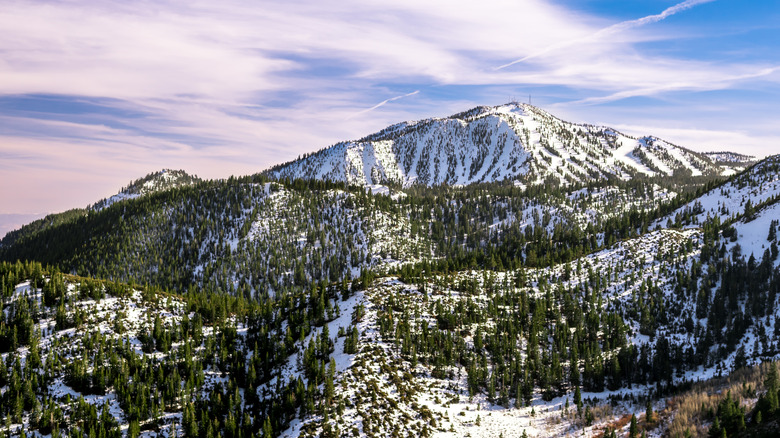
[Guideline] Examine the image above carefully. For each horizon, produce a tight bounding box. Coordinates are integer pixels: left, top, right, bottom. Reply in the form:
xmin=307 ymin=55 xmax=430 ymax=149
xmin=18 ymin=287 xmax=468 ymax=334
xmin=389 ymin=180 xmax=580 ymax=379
xmin=2 ymin=0 xmax=779 ymax=233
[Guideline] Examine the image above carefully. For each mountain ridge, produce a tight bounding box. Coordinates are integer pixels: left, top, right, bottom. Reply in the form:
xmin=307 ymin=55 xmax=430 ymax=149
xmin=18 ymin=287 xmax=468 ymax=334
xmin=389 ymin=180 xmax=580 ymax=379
xmin=90 ymin=168 xmax=202 ymax=211
xmin=266 ymin=103 xmax=749 ymax=188
xmin=0 ymin=169 xmax=202 ymax=247
xmin=0 ymin=105 xmax=778 ymax=438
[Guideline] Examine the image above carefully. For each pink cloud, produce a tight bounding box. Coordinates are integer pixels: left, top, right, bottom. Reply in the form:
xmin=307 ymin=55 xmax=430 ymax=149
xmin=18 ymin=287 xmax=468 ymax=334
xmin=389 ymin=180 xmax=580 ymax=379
xmin=1 ymin=0 xmax=778 ymax=217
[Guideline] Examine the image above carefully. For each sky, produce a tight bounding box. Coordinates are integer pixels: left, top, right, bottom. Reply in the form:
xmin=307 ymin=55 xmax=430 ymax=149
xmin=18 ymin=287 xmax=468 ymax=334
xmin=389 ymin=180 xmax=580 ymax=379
xmin=1 ymin=0 xmax=779 ymax=234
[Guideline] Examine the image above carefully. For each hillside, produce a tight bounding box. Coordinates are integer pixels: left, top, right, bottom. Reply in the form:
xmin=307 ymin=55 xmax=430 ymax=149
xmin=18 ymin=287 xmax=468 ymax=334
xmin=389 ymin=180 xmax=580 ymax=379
xmin=0 ymin=170 xmax=201 ymax=249
xmin=0 ymin=112 xmax=778 ymax=437
xmin=655 ymin=155 xmax=780 ymax=229
xmin=91 ymin=169 xmax=202 ymax=211
xmin=0 ymin=172 xmax=702 ymax=297
xmin=284 ymin=188 xmax=780 ymax=437
xmin=267 ymin=103 xmax=740 ymax=187
xmin=2 ymin=159 xmax=779 ymax=436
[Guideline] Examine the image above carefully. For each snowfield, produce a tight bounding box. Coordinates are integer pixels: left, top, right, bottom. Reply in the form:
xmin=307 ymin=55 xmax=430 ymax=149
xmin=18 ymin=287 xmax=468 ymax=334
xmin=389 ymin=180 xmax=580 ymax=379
xmin=268 ymin=103 xmax=737 ymax=188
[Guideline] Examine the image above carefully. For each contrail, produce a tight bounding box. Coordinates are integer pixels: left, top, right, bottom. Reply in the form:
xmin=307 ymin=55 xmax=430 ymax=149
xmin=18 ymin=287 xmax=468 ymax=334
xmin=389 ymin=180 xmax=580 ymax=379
xmin=495 ymin=0 xmax=716 ymax=70
xmin=350 ymin=90 xmax=420 ymax=118
xmin=569 ymin=66 xmax=779 ymax=106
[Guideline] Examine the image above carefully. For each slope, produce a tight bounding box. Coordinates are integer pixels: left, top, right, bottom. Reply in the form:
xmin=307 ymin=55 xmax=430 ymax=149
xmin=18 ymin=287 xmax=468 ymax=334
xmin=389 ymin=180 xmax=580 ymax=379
xmin=0 ymin=177 xmax=425 ymax=295
xmin=267 ymin=103 xmax=737 ymax=187
xmin=284 ymin=160 xmax=780 ymax=438
xmin=1 ymin=118 xmax=778 ymax=438
xmin=0 ymin=156 xmax=777 ymax=438
xmin=654 ymin=155 xmax=780 ymax=229
xmin=0 ymin=169 xmax=202 ymax=248
xmin=90 ymin=168 xmax=202 ymax=211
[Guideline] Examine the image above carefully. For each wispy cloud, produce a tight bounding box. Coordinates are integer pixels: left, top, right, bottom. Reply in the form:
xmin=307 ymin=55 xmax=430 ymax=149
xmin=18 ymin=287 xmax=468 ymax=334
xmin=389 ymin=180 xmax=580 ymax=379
xmin=612 ymin=0 xmax=715 ymax=27
xmin=568 ymin=66 xmax=780 ymax=106
xmin=349 ymin=90 xmax=420 ymax=119
xmin=496 ymin=0 xmax=716 ymax=70
xmin=1 ymin=0 xmax=779 ymax=215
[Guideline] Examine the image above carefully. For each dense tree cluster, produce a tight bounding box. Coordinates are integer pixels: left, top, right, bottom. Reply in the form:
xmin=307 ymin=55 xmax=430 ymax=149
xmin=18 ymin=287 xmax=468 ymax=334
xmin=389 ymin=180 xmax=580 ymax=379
xmin=0 ymin=153 xmax=778 ymax=436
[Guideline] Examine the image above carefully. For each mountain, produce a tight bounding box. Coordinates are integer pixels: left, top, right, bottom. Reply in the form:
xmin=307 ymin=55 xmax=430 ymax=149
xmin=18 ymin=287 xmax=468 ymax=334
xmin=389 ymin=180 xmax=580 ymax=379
xmin=0 ymin=208 xmax=89 ymax=249
xmin=702 ymin=151 xmax=756 ymax=177
xmin=655 ymin=155 xmax=780 ymax=230
xmin=91 ymin=168 xmax=202 ymax=211
xmin=0 ymin=213 xmax=48 ymax=240
xmin=267 ymin=103 xmax=740 ymax=187
xmin=0 ymin=107 xmax=779 ymax=437
xmin=703 ymin=151 xmax=757 ymax=164
xmin=0 ymin=169 xmax=201 ymax=248
xmin=284 ymin=157 xmax=780 ymax=438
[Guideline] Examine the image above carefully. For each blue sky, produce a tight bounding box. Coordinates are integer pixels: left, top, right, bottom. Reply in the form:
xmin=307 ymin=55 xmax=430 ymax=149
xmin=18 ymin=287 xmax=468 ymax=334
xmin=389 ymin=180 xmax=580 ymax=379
xmin=1 ymin=0 xmax=779 ymax=230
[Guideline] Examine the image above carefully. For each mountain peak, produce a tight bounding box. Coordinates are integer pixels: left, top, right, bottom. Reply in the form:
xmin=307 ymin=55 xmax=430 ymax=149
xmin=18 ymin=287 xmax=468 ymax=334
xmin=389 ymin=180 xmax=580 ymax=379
xmin=122 ymin=169 xmax=200 ymax=195
xmin=266 ymin=103 xmax=741 ymax=187
xmin=91 ymin=169 xmax=201 ymax=211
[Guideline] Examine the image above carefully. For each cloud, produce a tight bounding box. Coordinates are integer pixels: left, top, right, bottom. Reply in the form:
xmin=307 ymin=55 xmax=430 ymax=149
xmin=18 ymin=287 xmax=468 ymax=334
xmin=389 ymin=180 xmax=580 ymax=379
xmin=349 ymin=90 xmax=420 ymax=118
xmin=613 ymin=0 xmax=715 ymax=26
xmin=1 ymin=0 xmax=779 ymax=216
xmin=0 ymin=0 xmax=756 ymax=114
xmin=496 ymin=0 xmax=716 ymax=70
xmin=0 ymin=0 xmax=591 ymax=98
xmin=567 ymin=66 xmax=780 ymax=106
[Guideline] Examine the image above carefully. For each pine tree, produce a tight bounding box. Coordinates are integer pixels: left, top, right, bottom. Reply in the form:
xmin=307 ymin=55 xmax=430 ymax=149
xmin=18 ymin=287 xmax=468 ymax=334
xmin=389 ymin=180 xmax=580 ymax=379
xmin=709 ymin=417 xmax=721 ymax=438
xmin=324 ymin=358 xmax=336 ymax=405
xmin=757 ymin=363 xmax=779 ymax=416
xmin=767 ymin=363 xmax=779 ymax=410
xmin=645 ymin=400 xmax=654 ymax=424
xmin=584 ymin=405 xmax=593 ymax=426
xmin=746 ymin=199 xmax=756 ymax=218
xmin=629 ymin=414 xmax=638 ymax=438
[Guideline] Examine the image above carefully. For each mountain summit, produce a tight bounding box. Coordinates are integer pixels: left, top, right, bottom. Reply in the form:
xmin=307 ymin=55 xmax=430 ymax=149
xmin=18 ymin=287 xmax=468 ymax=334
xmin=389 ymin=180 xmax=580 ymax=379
xmin=91 ymin=169 xmax=201 ymax=210
xmin=267 ymin=103 xmax=746 ymax=187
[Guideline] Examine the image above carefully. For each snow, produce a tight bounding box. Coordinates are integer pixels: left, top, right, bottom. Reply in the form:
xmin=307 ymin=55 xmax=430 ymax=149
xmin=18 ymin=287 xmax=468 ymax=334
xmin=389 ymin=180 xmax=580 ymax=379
xmin=283 ymin=272 xmax=685 ymax=437
xmin=655 ymin=156 xmax=780 ymax=229
xmin=0 ymin=277 xmax=195 ymax=435
xmin=270 ymin=292 xmax=362 ymax=391
xmin=726 ymin=201 xmax=780 ymax=268
xmin=366 ymin=184 xmax=389 ymax=196
xmin=655 ymin=138 xmax=703 ymax=176
xmin=94 ymin=192 xmax=141 ymax=211
xmin=705 ymin=152 xmax=756 ymax=164
xmin=91 ymin=169 xmax=198 ymax=211
xmin=636 ymin=138 xmax=673 ymax=175
xmin=269 ymin=102 xmax=729 ymax=188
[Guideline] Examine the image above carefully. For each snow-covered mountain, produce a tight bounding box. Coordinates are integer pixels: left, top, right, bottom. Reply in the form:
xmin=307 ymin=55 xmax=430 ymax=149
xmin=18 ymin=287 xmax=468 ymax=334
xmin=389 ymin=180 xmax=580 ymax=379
xmin=91 ymin=169 xmax=201 ymax=210
xmin=655 ymin=155 xmax=780 ymax=229
xmin=267 ymin=103 xmax=738 ymax=187
xmin=285 ymin=157 xmax=780 ymax=438
xmin=702 ymin=151 xmax=756 ymax=177
xmin=703 ymin=151 xmax=756 ymax=165
xmin=0 ymin=169 xmax=202 ymax=248
xmin=2 ymin=111 xmax=779 ymax=437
